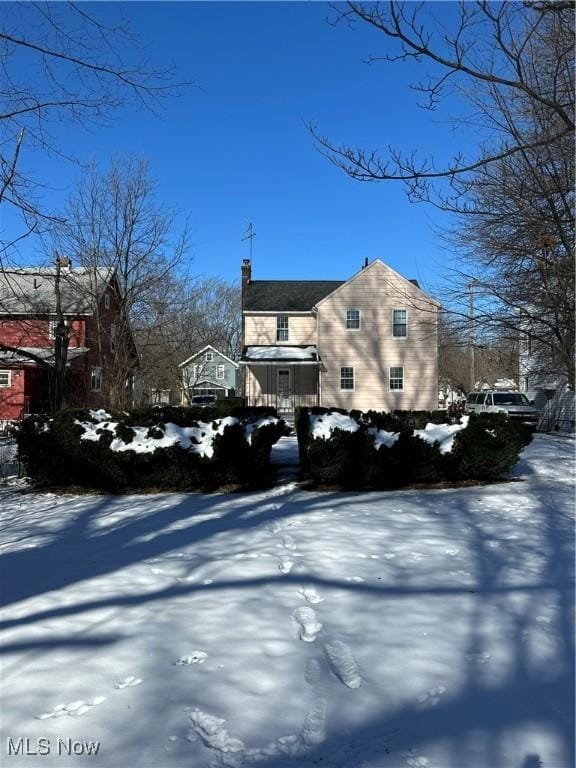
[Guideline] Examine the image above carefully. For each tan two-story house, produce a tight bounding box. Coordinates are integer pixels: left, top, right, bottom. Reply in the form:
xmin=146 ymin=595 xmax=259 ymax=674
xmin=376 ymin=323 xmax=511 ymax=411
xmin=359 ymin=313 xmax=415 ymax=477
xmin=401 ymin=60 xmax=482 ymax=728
xmin=240 ymin=258 xmax=439 ymax=419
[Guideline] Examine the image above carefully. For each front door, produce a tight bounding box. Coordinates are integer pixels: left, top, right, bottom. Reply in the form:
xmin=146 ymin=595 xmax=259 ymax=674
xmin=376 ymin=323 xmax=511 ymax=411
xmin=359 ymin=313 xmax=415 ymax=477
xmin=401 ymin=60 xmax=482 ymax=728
xmin=277 ymin=368 xmax=292 ymax=411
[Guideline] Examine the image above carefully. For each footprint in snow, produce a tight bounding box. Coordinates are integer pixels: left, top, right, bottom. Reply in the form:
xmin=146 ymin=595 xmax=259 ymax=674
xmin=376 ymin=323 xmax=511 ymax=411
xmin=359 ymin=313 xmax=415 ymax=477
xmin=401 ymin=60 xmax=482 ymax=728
xmin=293 ymin=607 xmax=323 ymax=643
xmin=345 ymin=576 xmax=365 ymax=582
xmin=278 ymin=559 xmax=294 ymax=574
xmin=267 ymin=521 xmax=283 ymax=534
xmin=304 ymin=658 xmax=323 ymax=686
xmin=114 ymin=676 xmax=143 ymax=690
xmin=417 ymin=685 xmax=446 ymax=708
xmin=175 ymin=651 xmax=208 ymax=665
xmin=324 ymin=640 xmax=362 ymax=689
xmin=300 ymin=698 xmax=327 ymax=746
xmin=401 ymin=750 xmax=430 ymax=767
xmin=465 ymin=652 xmax=491 ymax=664
xmin=298 ymin=586 xmax=324 ymax=604
xmin=36 ymin=696 xmax=106 ymax=720
xmin=282 ymin=534 xmax=297 ymax=550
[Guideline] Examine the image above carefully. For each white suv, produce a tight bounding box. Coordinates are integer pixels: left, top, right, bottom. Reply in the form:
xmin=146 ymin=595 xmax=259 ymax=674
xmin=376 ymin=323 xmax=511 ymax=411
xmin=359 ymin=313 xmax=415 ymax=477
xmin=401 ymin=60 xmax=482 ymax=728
xmin=465 ymin=390 xmax=539 ymax=426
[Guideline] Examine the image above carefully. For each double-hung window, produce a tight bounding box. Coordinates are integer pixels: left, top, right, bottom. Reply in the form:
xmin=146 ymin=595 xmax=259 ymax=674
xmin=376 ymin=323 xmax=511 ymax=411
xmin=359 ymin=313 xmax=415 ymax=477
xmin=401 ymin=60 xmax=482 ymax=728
xmin=340 ymin=366 xmax=355 ymax=391
xmin=0 ymin=370 xmax=11 ymax=388
xmin=389 ymin=366 xmax=404 ymax=391
xmin=216 ymin=364 xmax=225 ymax=380
xmin=110 ymin=324 xmax=117 ymax=353
xmin=392 ymin=309 xmax=407 ymax=338
xmin=346 ymin=309 xmax=361 ymax=330
xmin=276 ymin=315 xmax=289 ymax=342
xmin=205 ymin=351 xmax=213 ymax=362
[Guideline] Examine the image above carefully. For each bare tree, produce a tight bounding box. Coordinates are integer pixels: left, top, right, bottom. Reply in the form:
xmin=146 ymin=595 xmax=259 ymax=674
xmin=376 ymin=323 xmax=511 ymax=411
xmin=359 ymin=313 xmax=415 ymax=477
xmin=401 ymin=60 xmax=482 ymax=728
xmin=0 ymin=1 xmax=190 ymax=257
xmin=312 ymin=1 xmax=574 ymax=386
xmin=52 ymin=156 xmax=191 ymax=408
xmin=134 ymin=276 xmax=241 ymax=406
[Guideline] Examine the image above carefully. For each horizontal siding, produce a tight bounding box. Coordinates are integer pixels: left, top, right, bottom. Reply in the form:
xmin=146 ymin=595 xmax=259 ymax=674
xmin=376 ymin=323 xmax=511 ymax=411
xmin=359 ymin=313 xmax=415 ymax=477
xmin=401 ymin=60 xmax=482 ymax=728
xmin=244 ymin=314 xmax=316 ymax=346
xmin=318 ymin=261 xmax=438 ymax=411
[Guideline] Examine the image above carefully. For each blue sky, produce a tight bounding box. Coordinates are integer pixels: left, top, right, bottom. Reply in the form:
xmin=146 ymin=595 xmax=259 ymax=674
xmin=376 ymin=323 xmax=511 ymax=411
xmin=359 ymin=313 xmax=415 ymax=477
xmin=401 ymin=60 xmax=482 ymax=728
xmin=6 ymin=1 xmax=475 ymax=294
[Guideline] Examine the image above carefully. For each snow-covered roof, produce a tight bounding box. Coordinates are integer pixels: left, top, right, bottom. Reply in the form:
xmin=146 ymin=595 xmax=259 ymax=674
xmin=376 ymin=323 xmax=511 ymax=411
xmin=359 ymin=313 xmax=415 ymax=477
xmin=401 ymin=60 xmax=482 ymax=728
xmin=241 ymin=346 xmax=319 ymax=364
xmin=0 ymin=347 xmax=89 ymax=366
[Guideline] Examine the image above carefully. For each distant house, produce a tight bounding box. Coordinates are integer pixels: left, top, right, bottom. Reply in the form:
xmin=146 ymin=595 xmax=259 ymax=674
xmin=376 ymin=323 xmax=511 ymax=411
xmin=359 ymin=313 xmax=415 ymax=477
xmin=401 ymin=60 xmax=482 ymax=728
xmin=179 ymin=345 xmax=239 ymax=403
xmin=240 ymin=258 xmax=439 ymax=420
xmin=0 ymin=262 xmax=137 ymax=420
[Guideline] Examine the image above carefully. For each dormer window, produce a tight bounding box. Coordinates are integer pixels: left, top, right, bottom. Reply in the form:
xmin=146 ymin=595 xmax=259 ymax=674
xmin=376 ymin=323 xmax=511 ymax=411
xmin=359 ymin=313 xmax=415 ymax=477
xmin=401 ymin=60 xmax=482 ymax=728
xmin=346 ymin=309 xmax=361 ymax=330
xmin=276 ymin=316 xmax=289 ymax=342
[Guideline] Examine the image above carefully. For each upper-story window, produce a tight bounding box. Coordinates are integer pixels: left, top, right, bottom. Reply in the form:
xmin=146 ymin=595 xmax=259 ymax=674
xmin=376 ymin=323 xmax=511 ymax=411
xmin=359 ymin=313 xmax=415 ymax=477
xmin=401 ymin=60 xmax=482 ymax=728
xmin=276 ymin=315 xmax=289 ymax=342
xmin=104 ymin=292 xmax=110 ymax=310
xmin=205 ymin=351 xmax=213 ymax=362
xmin=0 ymin=370 xmax=12 ymax=388
xmin=216 ymin=364 xmax=225 ymax=380
xmin=346 ymin=309 xmax=361 ymax=330
xmin=392 ymin=309 xmax=407 ymax=338
xmin=110 ymin=324 xmax=117 ymax=352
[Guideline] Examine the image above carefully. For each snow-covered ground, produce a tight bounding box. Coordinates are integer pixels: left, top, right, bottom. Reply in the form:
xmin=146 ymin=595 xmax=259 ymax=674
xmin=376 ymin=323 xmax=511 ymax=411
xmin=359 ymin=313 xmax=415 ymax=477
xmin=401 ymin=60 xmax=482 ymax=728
xmin=0 ymin=435 xmax=573 ymax=768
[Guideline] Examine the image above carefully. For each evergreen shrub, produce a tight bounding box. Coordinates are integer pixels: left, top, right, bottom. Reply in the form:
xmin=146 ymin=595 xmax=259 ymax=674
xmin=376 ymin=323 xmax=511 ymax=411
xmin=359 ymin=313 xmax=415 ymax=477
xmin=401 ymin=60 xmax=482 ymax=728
xmin=297 ymin=407 xmax=531 ymax=489
xmin=17 ymin=406 xmax=288 ymax=493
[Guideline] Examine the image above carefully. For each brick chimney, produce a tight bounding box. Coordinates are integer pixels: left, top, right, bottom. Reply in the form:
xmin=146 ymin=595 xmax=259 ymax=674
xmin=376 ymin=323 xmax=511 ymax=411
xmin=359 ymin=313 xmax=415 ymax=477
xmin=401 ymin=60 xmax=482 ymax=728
xmin=240 ymin=259 xmax=251 ymax=359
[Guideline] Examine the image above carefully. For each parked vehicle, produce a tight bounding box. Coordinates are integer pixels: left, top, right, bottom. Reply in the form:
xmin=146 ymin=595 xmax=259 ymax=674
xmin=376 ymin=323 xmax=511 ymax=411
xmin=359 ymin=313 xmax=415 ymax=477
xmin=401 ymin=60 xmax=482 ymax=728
xmin=465 ymin=390 xmax=539 ymax=425
xmin=190 ymin=394 xmax=217 ymax=408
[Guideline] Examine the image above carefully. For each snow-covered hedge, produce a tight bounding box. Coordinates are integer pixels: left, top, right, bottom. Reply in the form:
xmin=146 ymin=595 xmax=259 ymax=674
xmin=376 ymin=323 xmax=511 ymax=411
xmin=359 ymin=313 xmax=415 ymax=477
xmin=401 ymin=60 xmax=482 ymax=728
xmin=17 ymin=406 xmax=289 ymax=492
xmin=296 ymin=407 xmax=532 ymax=489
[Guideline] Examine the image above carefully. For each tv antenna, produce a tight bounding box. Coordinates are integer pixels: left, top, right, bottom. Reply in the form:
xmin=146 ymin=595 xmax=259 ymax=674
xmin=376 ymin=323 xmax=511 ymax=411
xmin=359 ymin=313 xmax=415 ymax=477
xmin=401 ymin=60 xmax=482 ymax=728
xmin=241 ymin=222 xmax=256 ymax=260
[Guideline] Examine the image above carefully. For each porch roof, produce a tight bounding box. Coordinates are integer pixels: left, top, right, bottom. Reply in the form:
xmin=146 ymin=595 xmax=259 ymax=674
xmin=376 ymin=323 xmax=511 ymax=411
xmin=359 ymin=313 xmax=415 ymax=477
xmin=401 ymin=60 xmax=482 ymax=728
xmin=0 ymin=347 xmax=89 ymax=366
xmin=240 ymin=345 xmax=320 ymax=365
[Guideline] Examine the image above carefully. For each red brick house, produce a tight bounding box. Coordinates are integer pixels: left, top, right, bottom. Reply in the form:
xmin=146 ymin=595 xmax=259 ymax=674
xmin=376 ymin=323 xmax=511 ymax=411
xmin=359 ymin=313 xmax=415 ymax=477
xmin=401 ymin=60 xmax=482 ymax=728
xmin=0 ymin=264 xmax=138 ymax=420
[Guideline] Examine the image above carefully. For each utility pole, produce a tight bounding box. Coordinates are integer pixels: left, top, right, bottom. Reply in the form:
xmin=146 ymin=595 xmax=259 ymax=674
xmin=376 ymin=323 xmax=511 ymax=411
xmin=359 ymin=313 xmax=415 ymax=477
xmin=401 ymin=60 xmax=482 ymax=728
xmin=468 ymin=280 xmax=475 ymax=392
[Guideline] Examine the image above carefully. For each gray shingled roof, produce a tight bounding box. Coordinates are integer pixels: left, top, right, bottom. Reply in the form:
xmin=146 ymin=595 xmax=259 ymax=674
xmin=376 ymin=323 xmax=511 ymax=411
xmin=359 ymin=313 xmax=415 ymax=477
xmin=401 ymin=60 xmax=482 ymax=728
xmin=0 ymin=268 xmax=113 ymax=315
xmin=245 ymin=280 xmax=344 ymax=312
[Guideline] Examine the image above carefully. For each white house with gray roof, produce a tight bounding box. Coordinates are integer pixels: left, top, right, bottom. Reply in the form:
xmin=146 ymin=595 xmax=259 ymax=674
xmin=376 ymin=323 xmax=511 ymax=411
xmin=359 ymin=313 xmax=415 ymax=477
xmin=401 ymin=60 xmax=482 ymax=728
xmin=240 ymin=258 xmax=439 ymax=420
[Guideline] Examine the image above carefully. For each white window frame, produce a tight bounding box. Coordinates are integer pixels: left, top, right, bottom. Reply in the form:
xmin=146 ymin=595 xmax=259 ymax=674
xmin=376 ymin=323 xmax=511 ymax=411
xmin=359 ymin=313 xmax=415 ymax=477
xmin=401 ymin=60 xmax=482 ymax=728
xmin=276 ymin=315 xmax=289 ymax=342
xmin=205 ymin=351 xmax=214 ymax=362
xmin=0 ymin=370 xmax=12 ymax=388
xmin=104 ymin=293 xmax=111 ymax=310
xmin=216 ymin=364 xmax=225 ymax=380
xmin=345 ymin=308 xmax=361 ymax=331
xmin=91 ymin=367 xmax=102 ymax=392
xmin=389 ymin=366 xmax=404 ymax=391
xmin=392 ymin=308 xmax=408 ymax=339
xmin=340 ymin=366 xmax=355 ymax=392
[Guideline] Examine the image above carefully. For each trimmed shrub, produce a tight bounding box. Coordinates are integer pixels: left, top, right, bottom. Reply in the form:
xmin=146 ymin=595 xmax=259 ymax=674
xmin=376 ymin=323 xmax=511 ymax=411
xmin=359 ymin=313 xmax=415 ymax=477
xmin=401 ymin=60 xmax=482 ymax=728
xmin=16 ymin=406 xmax=289 ymax=493
xmin=297 ymin=407 xmax=531 ymax=490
